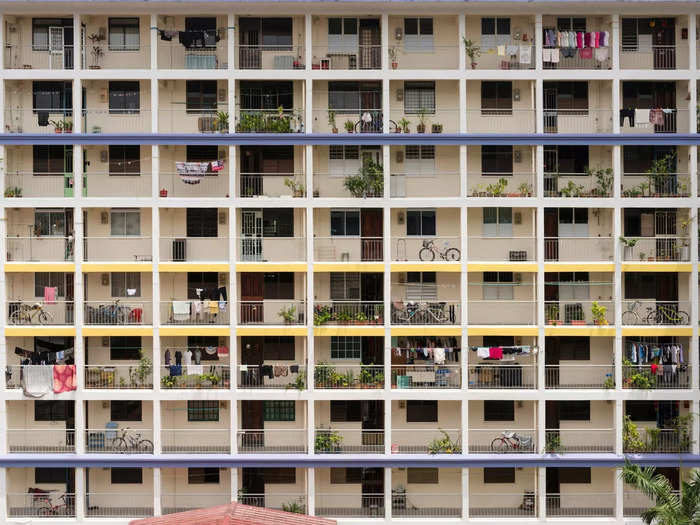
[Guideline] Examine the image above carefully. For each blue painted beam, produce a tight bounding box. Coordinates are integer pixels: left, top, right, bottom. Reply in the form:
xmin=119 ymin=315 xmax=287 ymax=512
xmin=1 ymin=453 xmax=698 ymax=468
xmin=3 ymin=133 xmax=700 ymax=146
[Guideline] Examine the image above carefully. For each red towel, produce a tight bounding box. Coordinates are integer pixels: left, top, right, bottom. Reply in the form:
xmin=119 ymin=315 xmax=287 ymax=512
xmin=53 ymin=365 xmax=76 ymax=393
xmin=489 ymin=347 xmax=503 ymax=360
xmin=651 ymin=364 xmax=658 ymax=375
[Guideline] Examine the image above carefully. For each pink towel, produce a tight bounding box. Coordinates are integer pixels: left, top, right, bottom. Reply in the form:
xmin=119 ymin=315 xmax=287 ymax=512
xmin=53 ymin=365 xmax=76 ymax=393
xmin=44 ymin=286 xmax=57 ymax=305
xmin=579 ymin=48 xmax=593 ymax=59
xmin=489 ymin=347 xmax=503 ymax=360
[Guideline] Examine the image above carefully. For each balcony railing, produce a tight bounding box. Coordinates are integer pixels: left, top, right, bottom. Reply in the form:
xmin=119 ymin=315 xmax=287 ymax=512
xmin=8 ymin=301 xmax=73 ymax=325
xmin=236 ymin=108 xmax=305 ymax=133
xmin=314 ymin=428 xmax=384 ymax=453
xmin=85 ymin=428 xmax=154 ymax=453
xmin=391 ymin=364 xmax=461 ymax=389
xmin=315 ymin=494 xmax=385 ymax=518
xmin=85 ymin=172 xmax=153 ymax=198
xmin=313 ymin=301 xmax=383 ymax=326
xmin=6 ymin=237 xmax=73 ymax=262
xmin=546 ymin=365 xmax=614 ymax=389
xmin=83 ymin=109 xmax=152 ymax=134
xmin=545 ymin=300 xmax=614 ymax=326
xmin=237 ymin=363 xmax=306 ymax=389
xmin=393 ymin=45 xmax=460 ymax=70
xmin=620 ymin=108 xmax=685 ymax=134
xmin=161 ymin=300 xmax=229 ymax=325
xmin=623 ymin=490 xmax=680 ymax=517
xmin=622 ymin=173 xmax=691 ymax=197
xmin=159 ymin=172 xmax=229 ymax=198
xmin=314 ymin=237 xmax=383 ymax=262
xmin=468 ymin=172 xmax=536 ymax=197
xmin=622 ymin=365 xmax=690 ymax=389
xmin=85 ymin=493 xmax=153 ymax=518
xmin=470 ymin=43 xmax=535 ymax=70
xmin=544 ymin=109 xmax=613 ymax=134
xmin=391 ymin=300 xmax=460 ymax=325
xmin=236 ymin=237 xmax=306 ymax=262
xmin=237 ymin=429 xmax=307 ymax=453
xmin=161 ymin=493 xmax=231 ymax=515
xmin=544 ymin=237 xmax=614 ymax=262
xmin=390 ymin=108 xmax=460 ymax=134
xmin=240 ymin=299 xmax=306 ymax=325
xmin=85 ymin=365 xmax=153 ymax=389
xmin=159 ymin=237 xmax=229 ymax=262
xmin=312 ymin=172 xmax=383 ymax=198
xmin=544 ymin=429 xmax=615 ymax=453
xmin=545 ymin=493 xmax=615 ymax=517
xmin=84 ymin=237 xmax=152 ymax=262
xmin=468 ymin=364 xmax=537 ymax=389
xmin=621 ymin=238 xmax=690 ymax=262
xmin=237 ymin=45 xmax=305 ymax=69
xmin=161 ymin=429 xmax=230 ymax=453
xmin=624 ymin=427 xmax=692 ymax=453
xmin=392 ymin=493 xmax=462 ymax=517
xmin=311 ymin=45 xmax=382 ymax=70
xmin=314 ymin=364 xmax=384 ymax=389
xmin=7 ymin=429 xmax=74 ymax=453
xmin=4 ymin=109 xmax=73 ymax=134
xmin=83 ymin=43 xmax=151 ymax=69
xmin=544 ymin=172 xmax=612 ymax=197
xmin=159 ymin=43 xmax=227 ymax=69
xmin=238 ymin=494 xmax=307 ymax=512
xmin=390 ymin=172 xmax=461 ymax=198
xmin=8 ymin=492 xmax=76 ymax=518
xmin=84 ymin=301 xmax=148 ymax=325
xmin=391 ymin=237 xmax=461 ymax=262
xmin=5 ymin=172 xmax=67 ymax=198
xmin=466 ymin=109 xmax=536 ymax=133
xmin=239 ymin=173 xmax=305 ymax=198
xmin=468 ymin=301 xmax=536 ymax=325
xmin=544 ymin=49 xmax=612 ymax=70
xmin=621 ymin=45 xmax=684 ymax=69
xmin=467 ymin=237 xmax=536 ymax=261
xmin=621 ymin=300 xmax=690 ymax=325
xmin=313 ymin=109 xmax=384 ymax=133
xmin=158 ymin=108 xmax=228 ymax=133
xmin=469 ymin=429 xmax=536 ymax=453
xmin=390 ymin=428 xmax=461 ymax=454
xmin=5 ymin=44 xmax=75 ymax=69
xmin=470 ymin=492 xmax=536 ymax=517
xmin=161 ymin=364 xmax=230 ymax=389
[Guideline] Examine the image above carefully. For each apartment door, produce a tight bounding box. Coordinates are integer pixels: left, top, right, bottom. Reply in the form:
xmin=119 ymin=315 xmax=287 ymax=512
xmin=543 ymin=147 xmax=559 ymax=196
xmin=545 ymin=337 xmax=560 ymax=387
xmin=238 ymin=18 xmax=262 ymax=69
xmin=361 ymin=400 xmax=384 ymax=449
xmin=361 ymin=337 xmax=384 ymax=365
xmin=49 ymin=26 xmax=65 ymax=69
xmin=240 ymin=400 xmax=264 ymax=448
xmin=361 ymin=468 xmax=384 ymax=510
xmin=545 ymin=468 xmax=560 ymax=508
xmin=358 ymin=19 xmax=380 ymax=69
xmin=544 ymin=209 xmax=559 ymax=261
xmin=361 ymin=274 xmax=383 ymax=320
xmin=65 ymin=272 xmax=74 ymax=325
xmin=652 ymin=18 xmax=676 ymax=69
xmin=359 ymin=85 xmax=382 ymax=132
xmin=241 ymin=469 xmax=265 ymax=506
xmin=240 ymin=273 xmax=264 ymax=323
xmin=361 ymin=209 xmax=382 ymax=261
xmin=543 ymin=88 xmax=558 ymax=133
xmin=240 ymin=336 xmax=263 ymax=387
xmin=241 ymin=210 xmax=263 ymax=261
xmin=63 ymin=401 xmax=75 ymax=448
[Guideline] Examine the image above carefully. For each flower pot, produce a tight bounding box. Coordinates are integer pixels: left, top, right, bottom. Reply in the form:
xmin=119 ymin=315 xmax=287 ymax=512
xmin=392 ymin=61 xmax=398 ymax=69
xmin=471 ymin=62 xmax=477 ymax=69
xmin=54 ymin=129 xmax=62 ymax=134
xmin=431 ymin=125 xmax=442 ymax=133
xmin=680 ymin=245 xmax=690 ymax=260
xmin=416 ymin=124 xmax=425 ymax=133
xmin=623 ymin=245 xmax=634 ymax=260
xmin=332 ymin=127 xmax=338 ymax=134
xmin=570 ymin=320 xmax=586 ymax=325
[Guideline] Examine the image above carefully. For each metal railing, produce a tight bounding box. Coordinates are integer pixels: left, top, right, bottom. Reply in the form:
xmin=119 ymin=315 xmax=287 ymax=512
xmin=469 ymin=492 xmax=537 ymax=517
xmin=468 ymin=301 xmax=537 ymax=325
xmin=161 ymin=300 xmax=229 ymax=325
xmin=390 ymin=172 xmax=461 ymax=198
xmin=157 ymin=108 xmax=229 ymax=134
xmin=237 ymin=429 xmax=307 ymax=453
xmin=390 ymin=429 xmax=461 ymax=454
xmin=161 ymin=429 xmax=230 ymax=453
xmin=467 ymin=237 xmax=536 ymax=261
xmin=621 ymin=45 xmax=684 ymax=69
xmin=621 ymin=238 xmax=691 ymax=262
xmin=314 ymin=364 xmax=384 ymax=389
xmin=83 ymin=109 xmax=152 ymax=133
xmin=8 ymin=492 xmax=76 ymax=518
xmin=468 ymin=429 xmax=536 ymax=453
xmin=85 ymin=493 xmax=153 ymax=518
xmin=543 ymin=109 xmax=613 ymax=134
xmin=6 ymin=237 xmax=73 ymax=262
xmin=82 ymin=43 xmax=151 ymax=69
xmin=161 ymin=493 xmax=231 ymax=515
xmin=314 ymin=237 xmax=383 ymax=262
xmin=237 ymin=45 xmax=305 ymax=69
xmin=622 ymin=365 xmax=690 ymax=389
xmin=313 ymin=301 xmax=383 ymax=325
xmin=544 ymin=237 xmax=614 ymax=262
xmin=236 ymin=237 xmax=306 ymax=262
xmin=84 ymin=301 xmax=148 ymax=325
xmin=237 ymin=363 xmax=306 ymax=389
xmin=621 ymin=300 xmax=690 ymax=326
xmin=85 ymin=365 xmax=153 ymax=389
xmin=239 ymin=299 xmax=306 ymax=325
xmin=622 ymin=173 xmax=691 ymax=197
xmin=311 ymin=45 xmax=382 ymax=69
xmin=623 ymin=427 xmax=692 ymax=453
xmin=8 ymin=301 xmax=74 ymax=325
xmin=7 ymin=429 xmax=75 ymax=453
xmin=159 ymin=237 xmax=229 ymax=262
xmin=545 ymin=493 xmax=615 ymax=517
xmin=4 ymin=108 xmax=74 ymax=134
xmin=314 ymin=428 xmax=384 ymax=453
xmin=159 ymin=43 xmax=227 ymax=69
xmin=466 ymin=109 xmax=536 ymax=133
xmin=4 ymin=172 xmax=66 ymax=198
xmin=544 ymin=172 xmax=610 ymax=197
xmin=312 ymin=109 xmax=384 ymax=134
xmin=391 ymin=493 xmax=462 ymax=517
xmin=544 ymin=49 xmax=612 ymax=70
xmin=238 ymin=494 xmax=307 ymax=512
xmin=160 ymin=364 xmax=230 ymax=389
xmin=469 ymin=172 xmax=536 ymax=197
xmin=315 ymin=494 xmax=385 ymax=518
xmin=623 ymin=490 xmax=680 ymax=517
xmin=390 ymin=108 xmax=461 ymax=134
xmin=4 ymin=44 xmax=76 ymax=69
xmin=391 ymin=301 xmax=460 ymax=325
xmin=545 ymin=300 xmax=615 ymax=326
xmin=468 ymin=364 xmax=537 ymax=389
xmin=85 ymin=428 xmax=153 ymax=453
xmin=159 ymin=171 xmax=229 ymax=198
xmin=239 ymin=173 xmax=305 ymax=198
xmin=391 ymin=45 xmax=460 ymax=70
xmin=85 ymin=172 xmax=153 ymax=198
xmin=312 ymin=172 xmax=383 ymax=198
xmin=391 ymin=364 xmax=461 ymax=389
xmin=544 ymin=429 xmax=615 ymax=453
xmin=83 ymin=237 xmax=152 ymax=262
xmin=391 ymin=237 xmax=461 ymax=262
xmin=236 ymin=108 xmax=305 ymax=133
xmin=545 ymin=365 xmax=614 ymax=389
xmin=469 ymin=43 xmax=535 ymax=70
xmin=620 ymin=109 xmax=684 ymax=134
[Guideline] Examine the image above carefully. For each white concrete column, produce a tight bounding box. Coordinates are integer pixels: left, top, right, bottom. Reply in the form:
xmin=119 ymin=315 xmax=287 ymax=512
xmin=0 ymin=15 xmax=5 ymax=70
xmin=459 ymin=78 xmax=467 ymax=133
xmin=460 ymin=396 xmax=468 ymax=461
xmin=613 ymin=192 xmax=623 ymax=392
xmin=305 ymin=145 xmax=313 ymax=201
xmin=537 ymin=467 xmax=546 ymax=519
xmin=381 ymin=14 xmax=389 ymax=70
xmin=229 ymin=196 xmax=237 ymax=394
xmin=75 ymin=467 xmax=85 ymax=519
xmin=73 ymin=15 xmax=81 ymax=71
xmin=535 ymin=79 xmax=543 ymax=134
xmin=0 ymin=401 xmax=7 ymax=454
xmin=535 ymin=15 xmax=543 ymax=71
xmin=382 ymin=79 xmax=390 ymax=134
xmin=306 ymin=159 xmax=315 ymax=399
xmin=0 ymin=58 xmax=5 ymax=131
xmin=615 ymin=467 xmax=624 ymax=520
xmin=611 ymin=15 xmax=620 ymax=70
xmin=228 ymin=79 xmax=236 ymax=135
xmin=151 ymin=78 xmax=159 ymax=134
xmin=305 ymin=14 xmax=313 ymax=71
xmin=690 ymin=186 xmax=699 ymax=391
xmin=305 ymin=78 xmax=313 ymax=134
xmin=227 ymin=145 xmax=236 ymax=198
xmin=612 ymin=79 xmax=621 ymax=134
xmin=73 ymin=204 xmax=84 ymax=405
xmin=0 ymin=467 xmax=7 ymax=522
xmin=689 ymin=14 xmax=697 ymax=72
xmin=461 ymin=468 xmax=469 ymax=519
xmin=150 ymin=14 xmax=158 ymax=69
xmin=153 ymin=468 xmax=162 ymax=516
xmin=72 ymin=79 xmax=82 ymax=134
xmin=384 ymin=398 xmax=391 ymax=455
xmin=75 ymin=396 xmax=85 ymax=453
xmin=307 ymin=468 xmax=315 ymax=515
xmin=230 ymin=395 xmax=238 ymax=454
xmin=0 ymin=200 xmax=6 ymax=392
xmin=458 ymin=15 xmax=466 ymax=71
xmin=692 ymin=400 xmax=700 ymax=455
xmin=153 ymin=398 xmax=161 ymax=455
xmin=231 ymin=468 xmax=239 ymax=502
xmin=307 ymin=397 xmax=316 ymax=454
xmin=614 ymin=399 xmax=623 ymax=454
xmin=228 ymin=14 xmax=235 ymax=70
xmin=151 ymin=144 xmax=159 ymax=202
xmin=152 ymin=206 xmax=160 ymax=391
xmin=384 ymin=466 xmax=391 ymax=521
xmin=383 ymin=201 xmax=391 ymax=390
xmin=688 ymin=77 xmax=697 ymax=133
xmin=460 ymin=206 xmax=469 ymax=396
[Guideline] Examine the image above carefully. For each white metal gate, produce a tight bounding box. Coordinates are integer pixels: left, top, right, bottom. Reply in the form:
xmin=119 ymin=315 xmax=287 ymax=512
xmin=49 ymin=27 xmax=64 ymax=70
xmin=240 ymin=210 xmax=263 ymax=261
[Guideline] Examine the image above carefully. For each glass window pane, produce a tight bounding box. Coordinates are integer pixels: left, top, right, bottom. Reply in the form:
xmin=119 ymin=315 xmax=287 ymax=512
xmin=404 ymin=18 xmax=418 ymax=35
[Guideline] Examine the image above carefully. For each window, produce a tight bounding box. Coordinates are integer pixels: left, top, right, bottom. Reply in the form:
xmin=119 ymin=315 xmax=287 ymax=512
xmin=484 ymin=400 xmax=514 ymax=421
xmin=556 ymin=17 xmax=586 ymax=32
xmin=625 ymin=401 xmax=657 ymax=421
xmin=263 ymin=273 xmax=294 ymax=300
xmin=331 ymin=336 xmax=362 ymax=360
xmin=110 ymin=209 xmax=140 ymax=236
xmin=185 ymin=17 xmax=218 ymax=47
xmin=483 ymin=272 xmax=514 ymax=300
xmin=265 ymin=468 xmax=296 ymax=484
xmin=481 ymin=17 xmax=510 ymax=49
xmin=187 ymin=400 xmax=219 ymax=422
xmin=330 ymin=209 xmax=360 ymax=236
xmin=110 ymin=336 xmax=142 ymax=360
xmin=263 ymin=336 xmax=295 ymax=361
xmin=187 ymin=208 xmax=218 ymax=237
xmin=109 ymin=145 xmax=140 ymax=175
xmin=188 ymin=468 xmax=220 ymax=484
xmin=186 ymin=80 xmax=218 ymax=113
xmin=621 ymin=18 xmax=652 ymax=51
xmin=544 ymin=146 xmax=589 ymax=174
xmin=404 ymin=82 xmax=435 ymax=114
xmin=35 ymin=401 xmax=69 ymax=421
xmin=406 ymin=271 xmax=437 ymax=301
xmin=109 ymin=81 xmax=140 ymax=114
xmin=33 ymin=145 xmax=71 ymax=175
xmin=32 ymin=18 xmax=71 ymax=51
xmin=558 ymin=208 xmax=588 ymax=238
xmin=111 ymin=401 xmax=142 ymax=421
xmin=407 ymin=468 xmax=439 ymax=484
xmin=262 ymin=209 xmax=293 ymax=237
xmin=329 ymin=145 xmax=360 ymax=176
xmin=543 ymin=81 xmax=588 ymax=112
xmin=559 ymin=401 xmax=590 ymax=421
xmin=623 ymin=146 xmax=676 ymax=174
xmin=558 ymin=467 xmax=592 ymax=484
xmin=111 ymin=468 xmax=143 ymax=484
xmin=35 ymin=468 xmax=69 ymax=484
xmin=330 ymin=272 xmax=360 ymax=301
xmin=406 ymin=400 xmax=438 ymax=422
xmin=558 ymin=336 xmax=590 ymax=361
xmin=406 ymin=210 xmax=436 ymax=236
xmin=330 ymin=468 xmax=362 ymax=484
xmin=483 ymin=208 xmax=513 ymax=237
xmin=109 ymin=18 xmax=140 ymax=50
xmin=35 ymin=209 xmax=66 ymax=236
xmin=261 ymin=18 xmax=293 ymax=49
xmin=34 ymin=272 xmax=65 ymax=298
xmin=404 ymin=18 xmax=434 ymax=52
xmin=264 ymin=400 xmax=295 ymax=421
xmin=481 ymin=82 xmax=512 ymax=114
xmin=482 ymin=146 xmax=513 ymax=175
xmin=187 ymin=145 xmax=220 ymax=165
xmin=558 ymin=272 xmax=589 ymax=301
xmin=484 ymin=468 xmax=516 ymax=483
xmin=328 ymin=81 xmax=381 ymax=113
xmin=328 ymin=18 xmax=358 ymax=53
xmin=404 ymin=146 xmax=435 ymax=176
xmin=239 ymin=81 xmax=294 ymax=111
xmin=330 ymin=400 xmax=362 ymax=422
xmin=188 ymin=336 xmax=220 ymax=362
xmin=187 ymin=272 xmax=219 ymax=300
xmin=111 ymin=272 xmax=141 ymax=297
xmin=33 ymin=81 xmax=72 ymax=112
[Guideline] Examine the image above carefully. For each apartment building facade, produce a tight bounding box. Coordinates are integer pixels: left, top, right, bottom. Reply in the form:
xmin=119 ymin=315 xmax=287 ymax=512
xmin=0 ymin=0 xmax=699 ymax=523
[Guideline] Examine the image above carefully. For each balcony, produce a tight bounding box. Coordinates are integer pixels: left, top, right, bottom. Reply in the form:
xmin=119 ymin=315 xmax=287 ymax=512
xmin=621 ymin=45 xmax=686 ymax=70
xmin=85 ymin=428 xmax=154 ymax=453
xmin=544 ymin=172 xmax=613 ymax=198
xmin=83 ymin=109 xmax=152 ymax=134
xmin=159 ymin=172 xmax=229 ymax=198
xmin=236 ymin=237 xmax=306 ymax=262
xmin=544 ymin=429 xmax=615 ymax=453
xmin=624 ymin=427 xmax=692 ymax=453
xmin=470 ymin=492 xmax=536 ymax=518
xmin=545 ymin=301 xmax=615 ymax=326
xmin=468 ymin=301 xmax=536 ymax=325
xmin=158 ymin=107 xmax=228 ymax=134
xmin=544 ymin=109 xmax=613 ymax=134
xmin=85 ymin=173 xmax=153 ymax=198
xmin=160 ymin=364 xmax=230 ymax=389
xmin=390 ymin=172 xmax=461 ymax=199
xmin=544 ymin=237 xmax=614 ymax=262
xmin=622 ymin=365 xmax=690 ymax=389
xmin=314 ymin=237 xmax=383 ymax=262
xmin=8 ymin=493 xmax=76 ymax=519
xmin=469 ymin=44 xmax=535 ymax=70
xmin=5 ymin=172 xmax=71 ymax=199
xmin=546 ymin=365 xmax=614 ymax=389
xmin=546 ymin=493 xmax=615 ymax=517
xmin=4 ymin=44 xmax=75 ymax=70
xmin=85 ymin=493 xmax=153 ymax=518
xmin=313 ymin=109 xmax=383 ymax=134
xmin=313 ymin=301 xmax=383 ymax=326
xmin=468 ymin=364 xmax=537 ymax=389
xmin=391 ymin=492 xmax=462 ymax=518
xmin=314 ymin=364 xmax=384 ymax=389
xmin=310 ymin=46 xmax=382 ymax=70
xmin=6 ymin=237 xmax=73 ymax=262
xmin=466 ymin=109 xmax=536 ymax=133
xmin=237 ymin=44 xmax=305 ymax=69
xmin=84 ymin=237 xmax=152 ymax=262
xmin=235 ymin=108 xmax=304 ymax=133
xmin=392 ymin=46 xmax=460 ymax=70
xmin=159 ymin=41 xmax=227 ymax=70
xmin=84 ymin=301 xmax=149 ymax=325
xmin=467 ymin=237 xmax=536 ymax=262
xmin=85 ymin=365 xmax=153 ymax=389
xmin=161 ymin=494 xmax=231 ymax=515
xmin=391 ymin=237 xmax=460 ymax=262
xmin=391 ymin=428 xmax=461 ymax=454
xmin=239 ymin=300 xmax=306 ymax=325
xmin=239 ymin=173 xmax=305 ymax=198
xmin=315 ymin=494 xmax=385 ymax=518
xmin=622 ymin=173 xmax=691 ymax=197
xmin=469 ymin=173 xmax=536 ymax=198
xmin=469 ymin=429 xmax=536 ymax=453
xmin=160 ymin=300 xmax=229 ymax=325
xmin=391 ymin=301 xmax=459 ymax=325
xmin=237 ymin=364 xmax=306 ymax=389
xmin=621 ymin=300 xmax=690 ymax=325
xmin=391 ymin=364 xmax=461 ymax=389
xmin=621 ymin=238 xmax=690 ymax=262
xmin=159 ymin=237 xmax=228 ymax=262
xmin=7 ymin=429 xmax=74 ymax=453
xmin=161 ymin=429 xmax=230 ymax=453
xmin=8 ymin=301 xmax=73 ymax=325
xmin=390 ymin=109 xmax=460 ymax=135
xmin=620 ymin=108 xmax=685 ymax=135
xmin=237 ymin=429 xmax=307 ymax=453
xmin=314 ymin=428 xmax=384 ymax=453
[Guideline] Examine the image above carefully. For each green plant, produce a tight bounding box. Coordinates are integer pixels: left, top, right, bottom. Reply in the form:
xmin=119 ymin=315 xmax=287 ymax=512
xmin=278 ymin=304 xmax=297 ymax=323
xmin=518 ymin=182 xmax=533 ymax=196
xmin=545 ymin=303 xmax=560 ymax=323
xmin=286 ymin=370 xmax=306 ymax=391
xmin=485 ymin=177 xmax=508 ymax=197
xmin=591 ymin=301 xmax=608 ymax=325
xmin=388 ymin=46 xmax=398 ymax=65
xmin=416 ymin=107 xmax=428 ymax=132
xmin=398 ymin=117 xmax=410 ymax=133
xmin=49 ymin=119 xmax=64 ymax=132
xmin=462 ymin=37 xmax=481 ymax=67
xmin=343 ymin=158 xmax=383 ymax=198
xmin=344 ymin=119 xmax=355 ymax=132
xmin=431 ymin=123 xmax=443 ymax=133
xmin=214 ymin=111 xmax=229 ymax=132
xmin=119 ymin=376 xmax=127 ymax=387
xmin=428 ymin=429 xmax=462 ymax=454
xmin=313 ymin=305 xmax=333 ymax=326
xmin=355 ymin=311 xmax=368 ymax=322
xmin=619 ymin=237 xmax=638 ymax=248
xmin=135 ymin=354 xmax=152 ymax=386
xmin=327 ymin=110 xmax=337 ymax=130
xmin=199 ymin=372 xmax=221 ymax=385
xmin=335 ymin=310 xmax=353 ymax=324
xmin=315 ymin=428 xmax=343 ymax=453
xmin=284 ymin=177 xmax=305 ymax=197
xmin=622 ymin=359 xmax=655 ymax=390
xmin=588 ymin=167 xmax=613 ymax=197
xmin=4 ymin=186 xmax=22 ymax=197
xmin=603 ymin=376 xmax=615 ymax=389
xmin=314 ymin=362 xmax=335 ymax=387
xmin=160 ymin=375 xmax=178 ymax=388
xmin=646 ymin=152 xmax=677 ymax=196
xmin=360 ymin=366 xmax=383 ymax=387
xmin=560 ymin=179 xmax=584 ymax=197
xmin=544 ymin=432 xmax=562 ymax=453
xmin=282 ymin=499 xmax=306 ymax=514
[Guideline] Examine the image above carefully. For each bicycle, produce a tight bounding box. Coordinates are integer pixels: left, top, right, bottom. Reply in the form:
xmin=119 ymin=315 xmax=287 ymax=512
xmin=33 ymin=492 xmax=73 ymax=516
xmin=95 ymin=299 xmax=130 ymax=325
xmin=622 ymin=300 xmax=689 ymax=325
xmin=418 ymin=239 xmax=461 ymax=261
xmin=112 ymin=427 xmax=154 ymax=453
xmin=393 ymin=301 xmax=452 ymax=324
xmin=490 ymin=431 xmax=533 ymax=453
xmin=9 ymin=302 xmax=54 ymax=325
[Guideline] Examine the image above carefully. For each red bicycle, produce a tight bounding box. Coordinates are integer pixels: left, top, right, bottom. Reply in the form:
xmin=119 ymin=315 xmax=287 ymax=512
xmin=490 ymin=431 xmax=533 ymax=452
xmin=33 ymin=492 xmax=73 ymax=516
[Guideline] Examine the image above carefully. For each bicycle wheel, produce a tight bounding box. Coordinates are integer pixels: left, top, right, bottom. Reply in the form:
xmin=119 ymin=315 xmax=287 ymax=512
xmin=116 ymin=307 xmax=127 ymax=325
xmin=491 ymin=437 xmax=509 ymax=453
xmin=38 ymin=311 xmax=50 ymax=325
xmin=112 ymin=437 xmax=128 ymax=453
xmin=138 ymin=439 xmax=154 ymax=454
xmin=36 ymin=505 xmax=54 ymax=516
xmin=621 ymin=311 xmax=640 ymax=325
xmin=675 ymin=311 xmax=690 ymax=325
xmin=444 ymin=248 xmax=461 ymax=261
xmin=645 ymin=309 xmax=660 ymax=325
xmin=9 ymin=309 xmax=23 ymax=324
xmin=418 ymin=247 xmax=435 ymax=261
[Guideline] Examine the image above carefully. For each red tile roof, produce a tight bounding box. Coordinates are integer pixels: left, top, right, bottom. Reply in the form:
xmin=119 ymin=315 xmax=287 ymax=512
xmin=130 ymin=502 xmax=337 ymax=525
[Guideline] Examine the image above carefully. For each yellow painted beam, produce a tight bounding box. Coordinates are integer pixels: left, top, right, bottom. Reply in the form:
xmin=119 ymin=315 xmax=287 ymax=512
xmin=468 ymin=263 xmax=538 ymax=272
xmin=315 ymin=326 xmax=385 ymax=336
xmin=6 ymin=326 xmax=76 ymax=337
xmin=236 ymin=326 xmax=308 ymax=336
xmin=621 ymin=263 xmax=692 ymax=273
xmin=159 ymin=263 xmax=230 ymax=273
xmin=544 ymin=326 xmax=616 ymax=337
xmin=544 ymin=263 xmax=614 ymax=272
xmin=313 ymin=263 xmax=385 ymax=273
xmin=390 ymin=263 xmax=461 ymax=272
xmin=159 ymin=326 xmax=231 ymax=336
xmin=82 ymin=326 xmax=154 ymax=336
xmin=621 ymin=326 xmax=693 ymax=337
xmin=390 ymin=326 xmax=462 ymax=336
xmin=468 ymin=326 xmax=539 ymax=336
xmin=5 ymin=263 xmax=76 ymax=272
xmin=82 ymin=263 xmax=153 ymax=273
xmin=236 ymin=263 xmax=308 ymax=273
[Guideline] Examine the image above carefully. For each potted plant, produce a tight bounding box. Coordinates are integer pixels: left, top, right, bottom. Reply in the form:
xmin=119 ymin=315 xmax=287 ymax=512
xmin=588 ymin=167 xmax=613 ymax=197
xmin=282 ymin=499 xmax=306 ymax=514
xmin=485 ymin=177 xmax=508 ymax=197
xmin=285 ymin=370 xmax=306 ymax=391
xmin=62 ymin=119 xmax=73 ymax=133
xmin=518 ymin=182 xmax=533 ymax=197
xmin=284 ymin=177 xmax=305 ymax=197
xmin=88 ymin=32 xmax=106 ymax=69
xmin=327 ymin=110 xmax=338 ymax=133
xmin=214 ymin=111 xmax=229 ymax=133
xmin=416 ymin=108 xmax=428 ymax=133
xmin=462 ymin=37 xmax=481 ymax=69
xmin=591 ymin=301 xmax=608 ymax=325
xmin=388 ymin=46 xmax=398 ymax=69
xmin=343 ymin=157 xmax=383 ymax=198
xmin=398 ymin=117 xmax=410 ymax=133
xmin=428 ymin=429 xmax=462 ymax=454
xmin=619 ymin=236 xmax=637 ymax=260
xmin=314 ymin=427 xmax=343 ymax=453
xmin=278 ymin=304 xmax=297 ymax=324
xmin=355 ymin=311 xmax=369 ymax=325
xmin=313 ymin=305 xmax=333 ymax=326
xmin=344 ymin=120 xmax=355 ymax=133
xmin=336 ymin=311 xmax=352 ymax=324
xmin=431 ymin=123 xmax=443 ymax=133
xmin=679 ymin=216 xmax=694 ymax=261
xmin=544 ymin=432 xmax=562 ymax=453
xmin=314 ymin=362 xmax=335 ymax=387
xmin=161 ymin=375 xmax=178 ymax=388
xmin=546 ymin=303 xmax=560 ymax=325
xmin=50 ymin=119 xmax=63 ymax=133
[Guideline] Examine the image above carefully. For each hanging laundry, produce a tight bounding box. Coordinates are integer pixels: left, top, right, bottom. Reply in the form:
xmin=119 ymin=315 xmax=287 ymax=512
xmin=635 ymin=108 xmax=650 ymax=125
xmin=164 ymin=349 xmax=171 ymax=366
xmin=53 ymin=365 xmax=76 ymax=393
xmin=172 ymin=301 xmax=191 ymax=322
xmin=188 ymin=364 xmax=204 ymax=375
xmin=175 ymin=161 xmax=209 ymax=184
xmin=22 ymin=365 xmax=53 ymax=398
xmin=210 ymin=159 xmax=225 ymax=172
xmin=519 ymin=45 xmax=532 ymax=65
xmin=434 ymin=347 xmax=446 ymax=365
xmin=44 ymin=287 xmax=57 ymax=305
xmin=649 ymin=108 xmax=665 ymax=126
